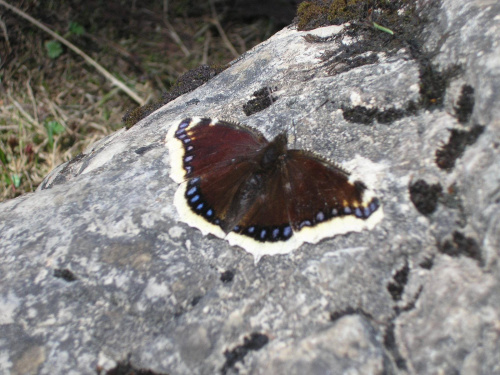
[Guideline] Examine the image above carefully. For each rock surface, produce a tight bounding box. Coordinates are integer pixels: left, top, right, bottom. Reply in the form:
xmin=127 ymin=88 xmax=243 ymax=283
xmin=1 ymin=1 xmax=499 ymax=374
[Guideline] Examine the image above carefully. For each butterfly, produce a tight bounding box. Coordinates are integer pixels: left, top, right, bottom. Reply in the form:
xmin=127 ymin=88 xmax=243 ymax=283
xmin=166 ymin=117 xmax=383 ymax=260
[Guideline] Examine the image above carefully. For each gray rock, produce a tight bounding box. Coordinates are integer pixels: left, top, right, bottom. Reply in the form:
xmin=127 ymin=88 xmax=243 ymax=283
xmin=1 ymin=0 xmax=499 ymax=374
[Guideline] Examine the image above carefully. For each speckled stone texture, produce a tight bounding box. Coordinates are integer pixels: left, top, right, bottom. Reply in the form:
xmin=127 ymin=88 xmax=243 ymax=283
xmin=1 ymin=1 xmax=499 ymax=374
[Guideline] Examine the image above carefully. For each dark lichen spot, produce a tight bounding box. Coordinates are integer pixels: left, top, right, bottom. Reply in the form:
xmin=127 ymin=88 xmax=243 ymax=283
xmin=328 ymin=53 xmax=379 ymax=75
xmin=419 ymin=257 xmax=434 ymax=270
xmin=418 ymin=63 xmax=461 ymax=109
xmin=220 ymin=270 xmax=235 ymax=283
xmin=191 ymin=295 xmax=203 ymax=306
xmin=221 ymin=333 xmax=269 ymax=375
xmin=103 ymin=359 xmax=167 ymax=375
xmin=242 ymin=87 xmax=278 ymax=116
xmin=435 ymin=125 xmax=484 ymax=171
xmin=439 ymin=231 xmax=482 ymax=264
xmin=455 ymin=85 xmax=475 ymax=124
xmin=342 ymin=105 xmax=406 ymax=125
xmin=375 ymin=107 xmax=406 ymax=124
xmin=383 ymin=322 xmax=408 ymax=370
xmin=342 ymin=105 xmax=378 ymax=124
xmin=329 ymin=306 xmax=373 ymax=322
xmin=54 ymin=268 xmax=77 ymax=282
xmin=123 ymin=65 xmax=225 ymax=129
xmin=409 ymin=179 xmax=442 ymax=215
xmin=387 ymin=262 xmax=409 ymax=301
xmin=40 ymin=153 xmax=86 ymax=190
xmin=134 ymin=144 xmax=158 ymax=155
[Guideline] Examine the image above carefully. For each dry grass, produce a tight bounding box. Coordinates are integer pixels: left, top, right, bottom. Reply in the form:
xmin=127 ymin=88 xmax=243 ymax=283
xmin=0 ymin=0 xmax=276 ymax=202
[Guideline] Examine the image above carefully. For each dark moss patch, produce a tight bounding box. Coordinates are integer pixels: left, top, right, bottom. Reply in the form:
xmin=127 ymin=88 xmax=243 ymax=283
xmin=123 ymin=65 xmax=225 ymax=129
xmin=409 ymin=179 xmax=443 ymax=215
xmin=375 ymin=107 xmax=406 ymax=124
xmin=439 ymin=231 xmax=482 ymax=264
xmin=435 ymin=125 xmax=485 ymax=171
xmin=454 ymin=85 xmax=475 ymax=123
xmin=301 ymin=0 xmax=463 ymax=125
xmin=101 ymin=357 xmax=167 ymax=375
xmin=221 ymin=333 xmax=269 ymax=375
xmin=242 ymin=86 xmax=278 ymax=116
xmin=327 ymin=0 xmax=368 ymax=25
xmin=296 ymin=1 xmax=330 ymax=31
xmin=320 ymin=34 xmax=387 ymax=76
xmin=297 ymin=0 xmax=407 ymax=31
xmin=220 ymin=270 xmax=235 ymax=283
xmin=342 ymin=105 xmax=406 ymax=125
xmin=383 ymin=322 xmax=408 ymax=370
xmin=342 ymin=105 xmax=378 ymax=124
xmin=387 ymin=262 xmax=409 ymax=301
xmin=418 ymin=63 xmax=461 ymax=109
xmin=53 ymin=268 xmax=77 ymax=282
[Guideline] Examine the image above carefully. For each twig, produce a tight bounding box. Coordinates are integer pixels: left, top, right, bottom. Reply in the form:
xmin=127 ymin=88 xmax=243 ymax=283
xmin=161 ymin=4 xmax=190 ymax=57
xmin=0 ymin=16 xmax=11 ymax=52
xmin=163 ymin=18 xmax=191 ymax=57
xmin=26 ymin=77 xmax=39 ymax=125
xmin=0 ymin=0 xmax=145 ymax=105
xmin=202 ymin=30 xmax=211 ymax=65
xmin=208 ymin=0 xmax=239 ymax=58
xmin=8 ymin=94 xmax=36 ymax=126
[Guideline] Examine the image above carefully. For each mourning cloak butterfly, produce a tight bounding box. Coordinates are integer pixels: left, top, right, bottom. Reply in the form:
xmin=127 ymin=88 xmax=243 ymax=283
xmin=166 ymin=117 xmax=383 ymax=259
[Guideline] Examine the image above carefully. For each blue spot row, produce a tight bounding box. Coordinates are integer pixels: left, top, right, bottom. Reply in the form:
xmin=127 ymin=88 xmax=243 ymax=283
xmin=185 ymin=178 xmax=217 ymax=223
xmin=299 ymin=220 xmax=311 ymax=229
xmin=295 ymin=199 xmax=382 ymax=232
xmin=238 ymin=224 xmax=293 ymax=242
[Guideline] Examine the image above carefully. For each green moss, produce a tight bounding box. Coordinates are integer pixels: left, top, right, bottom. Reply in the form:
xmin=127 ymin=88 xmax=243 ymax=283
xmin=297 ymin=0 xmax=369 ymax=30
xmin=327 ymin=0 xmax=365 ymax=24
xmin=297 ymin=2 xmax=329 ymax=31
xmin=296 ymin=0 xmax=418 ymax=31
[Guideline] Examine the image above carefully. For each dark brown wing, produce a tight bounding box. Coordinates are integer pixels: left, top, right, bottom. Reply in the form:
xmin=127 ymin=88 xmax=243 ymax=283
xmin=283 ymin=150 xmax=378 ymax=230
xmin=174 ymin=118 xmax=268 ymax=180
xmin=168 ymin=118 xmax=270 ymax=228
xmin=230 ymin=149 xmax=379 ymax=243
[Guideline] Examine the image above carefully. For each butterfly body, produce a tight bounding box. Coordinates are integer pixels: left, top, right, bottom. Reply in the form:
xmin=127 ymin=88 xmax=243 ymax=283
xmin=166 ymin=117 xmax=383 ymax=259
